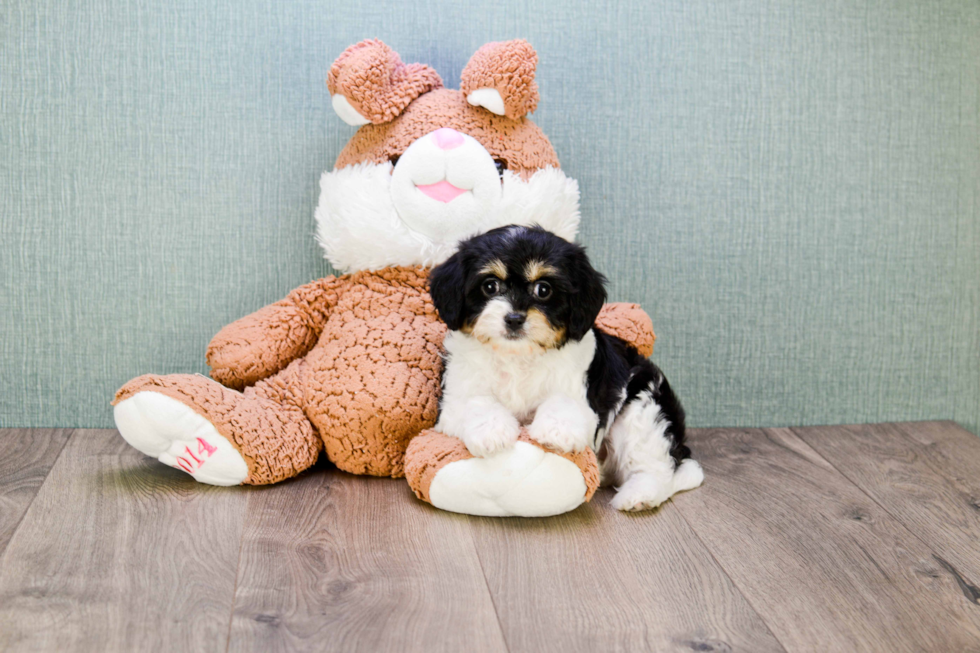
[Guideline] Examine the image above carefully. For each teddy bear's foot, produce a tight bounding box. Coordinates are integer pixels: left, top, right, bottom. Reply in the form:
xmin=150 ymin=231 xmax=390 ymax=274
xmin=405 ymin=429 xmax=600 ymax=517
xmin=113 ymin=370 xmax=322 ymax=485
xmin=114 ymin=391 xmax=249 ymax=486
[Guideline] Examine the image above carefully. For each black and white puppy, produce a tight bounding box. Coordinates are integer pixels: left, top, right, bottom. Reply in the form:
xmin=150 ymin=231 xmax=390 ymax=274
xmin=429 ymin=225 xmax=703 ymax=511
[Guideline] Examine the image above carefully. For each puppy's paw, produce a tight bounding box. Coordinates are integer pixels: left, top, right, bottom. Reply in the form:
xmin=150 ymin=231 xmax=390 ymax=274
xmin=462 ymin=411 xmax=520 ymax=457
xmin=611 ymin=472 xmax=675 ymax=512
xmin=529 ymin=412 xmax=590 ymax=454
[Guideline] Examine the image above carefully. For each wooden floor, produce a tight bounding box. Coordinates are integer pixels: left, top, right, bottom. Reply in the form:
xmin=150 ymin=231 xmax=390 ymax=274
xmin=1 ymin=423 xmax=979 ymax=652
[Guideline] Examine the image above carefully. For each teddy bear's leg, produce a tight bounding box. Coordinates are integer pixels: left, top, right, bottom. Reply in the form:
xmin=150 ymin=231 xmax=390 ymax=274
xmin=404 ymin=429 xmax=600 ymax=517
xmin=308 ymin=357 xmax=442 ymax=478
xmin=113 ymin=361 xmax=321 ymax=485
xmin=113 ymin=384 xmax=250 ymax=486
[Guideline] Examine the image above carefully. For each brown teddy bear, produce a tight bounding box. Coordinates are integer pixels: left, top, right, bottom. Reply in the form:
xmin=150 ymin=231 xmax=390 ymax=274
xmin=112 ymin=39 xmax=655 ymax=517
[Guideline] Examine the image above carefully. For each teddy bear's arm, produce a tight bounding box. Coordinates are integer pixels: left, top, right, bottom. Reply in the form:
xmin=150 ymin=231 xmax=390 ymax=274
xmin=595 ymin=303 xmax=656 ymax=358
xmin=206 ymin=276 xmax=350 ymax=390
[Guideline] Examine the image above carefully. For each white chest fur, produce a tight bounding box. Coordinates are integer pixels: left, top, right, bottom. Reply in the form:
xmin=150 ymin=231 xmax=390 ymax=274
xmin=441 ymin=330 xmax=597 ymax=424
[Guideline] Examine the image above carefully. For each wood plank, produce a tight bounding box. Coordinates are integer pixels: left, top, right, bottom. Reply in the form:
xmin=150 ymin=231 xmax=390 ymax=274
xmin=893 ymin=420 xmax=980 ymax=468
xmin=673 ymin=427 xmax=980 ymax=652
xmin=0 ymin=429 xmax=72 ymax=556
xmin=228 ymin=464 xmax=507 ymax=653
xmin=0 ymin=429 xmax=250 ymax=652
xmin=792 ymin=421 xmax=980 ymax=586
xmin=470 ymin=489 xmax=785 ymax=653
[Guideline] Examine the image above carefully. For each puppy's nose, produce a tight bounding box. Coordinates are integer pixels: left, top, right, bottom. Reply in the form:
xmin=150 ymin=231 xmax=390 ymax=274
xmin=504 ymin=312 xmax=526 ymax=330
xmin=431 ymin=128 xmax=464 ymax=151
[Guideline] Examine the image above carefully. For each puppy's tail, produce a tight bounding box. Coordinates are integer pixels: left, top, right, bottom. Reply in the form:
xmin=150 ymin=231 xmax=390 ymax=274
xmin=672 ymin=458 xmax=704 ymax=494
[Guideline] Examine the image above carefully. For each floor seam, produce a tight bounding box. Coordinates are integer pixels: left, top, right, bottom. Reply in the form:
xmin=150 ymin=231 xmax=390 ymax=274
xmin=468 ymin=519 xmax=512 ymax=653
xmin=224 ymin=489 xmax=251 ymax=653
xmin=669 ymin=452 xmax=790 ymax=653
xmin=0 ymin=428 xmax=75 ymax=565
xmin=672 ymin=502 xmax=790 ymax=652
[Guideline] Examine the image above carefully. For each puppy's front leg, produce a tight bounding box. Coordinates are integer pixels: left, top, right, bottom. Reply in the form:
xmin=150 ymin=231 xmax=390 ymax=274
xmin=437 ymin=396 xmax=520 ymax=458
xmin=529 ymin=394 xmax=598 ymax=453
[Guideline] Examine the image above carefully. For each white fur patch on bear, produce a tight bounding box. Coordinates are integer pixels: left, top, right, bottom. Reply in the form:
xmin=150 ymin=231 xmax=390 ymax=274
xmin=331 ymin=94 xmax=371 ymax=126
xmin=466 ymin=88 xmax=506 ymax=116
xmin=316 ymin=163 xmax=581 ymax=273
xmin=114 ymin=392 xmax=249 ymax=486
xmin=427 ymin=441 xmax=587 ymax=517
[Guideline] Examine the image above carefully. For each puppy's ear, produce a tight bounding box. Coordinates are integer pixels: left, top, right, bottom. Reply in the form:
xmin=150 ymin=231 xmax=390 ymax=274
xmin=567 ymin=251 xmax=607 ymax=341
xmin=428 ymin=252 xmax=468 ymax=331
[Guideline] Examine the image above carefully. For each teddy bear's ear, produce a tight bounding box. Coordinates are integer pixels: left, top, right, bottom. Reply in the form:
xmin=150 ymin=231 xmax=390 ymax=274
xmin=461 ymin=39 xmax=539 ymax=120
xmin=327 ymin=39 xmax=443 ymax=126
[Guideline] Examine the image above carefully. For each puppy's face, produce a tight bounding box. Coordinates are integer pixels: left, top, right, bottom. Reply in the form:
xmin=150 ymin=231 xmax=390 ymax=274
xmin=429 ymin=226 xmax=607 ymax=353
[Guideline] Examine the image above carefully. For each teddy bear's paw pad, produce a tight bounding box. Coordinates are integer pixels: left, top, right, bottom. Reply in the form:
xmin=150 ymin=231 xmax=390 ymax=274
xmin=428 ymin=441 xmax=587 ymax=517
xmin=114 ymin=391 xmax=248 ymax=486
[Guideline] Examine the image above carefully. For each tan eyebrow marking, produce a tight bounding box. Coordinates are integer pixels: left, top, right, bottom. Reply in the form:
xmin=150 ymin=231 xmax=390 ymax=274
xmin=525 ymin=260 xmax=557 ymax=282
xmin=479 ymin=259 xmax=507 ymax=279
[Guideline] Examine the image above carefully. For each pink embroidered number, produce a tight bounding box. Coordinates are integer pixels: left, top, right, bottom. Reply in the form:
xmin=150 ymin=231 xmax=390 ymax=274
xmin=175 ymin=438 xmax=217 ymax=474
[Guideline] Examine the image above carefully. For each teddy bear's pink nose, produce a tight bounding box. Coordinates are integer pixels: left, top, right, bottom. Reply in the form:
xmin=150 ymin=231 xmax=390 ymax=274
xmin=431 ymin=128 xmax=465 ymax=151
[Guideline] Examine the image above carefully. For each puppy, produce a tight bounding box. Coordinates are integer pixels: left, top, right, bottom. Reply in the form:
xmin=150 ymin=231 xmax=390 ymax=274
xmin=429 ymin=225 xmax=703 ymax=511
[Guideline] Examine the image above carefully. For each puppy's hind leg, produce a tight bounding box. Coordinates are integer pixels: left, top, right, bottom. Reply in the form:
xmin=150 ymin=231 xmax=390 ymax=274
xmin=604 ymin=386 xmax=703 ymax=512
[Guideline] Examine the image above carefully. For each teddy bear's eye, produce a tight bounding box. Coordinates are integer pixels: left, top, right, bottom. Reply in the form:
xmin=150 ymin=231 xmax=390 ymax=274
xmin=493 ymin=159 xmax=507 ymax=178
xmin=387 ymin=155 xmax=401 ymax=175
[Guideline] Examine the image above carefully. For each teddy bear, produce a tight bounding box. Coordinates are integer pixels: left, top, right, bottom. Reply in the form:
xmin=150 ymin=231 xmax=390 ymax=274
xmin=112 ymin=39 xmax=655 ymax=517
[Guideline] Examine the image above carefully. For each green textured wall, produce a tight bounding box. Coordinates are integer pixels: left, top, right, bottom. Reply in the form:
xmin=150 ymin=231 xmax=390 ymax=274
xmin=2 ymin=0 xmax=978 ymax=433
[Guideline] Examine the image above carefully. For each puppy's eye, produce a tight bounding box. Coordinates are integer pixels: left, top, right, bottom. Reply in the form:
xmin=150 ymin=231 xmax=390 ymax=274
xmin=493 ymin=159 xmax=507 ymax=178
xmin=532 ymin=281 xmax=552 ymax=300
xmin=482 ymin=278 xmax=501 ymax=297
